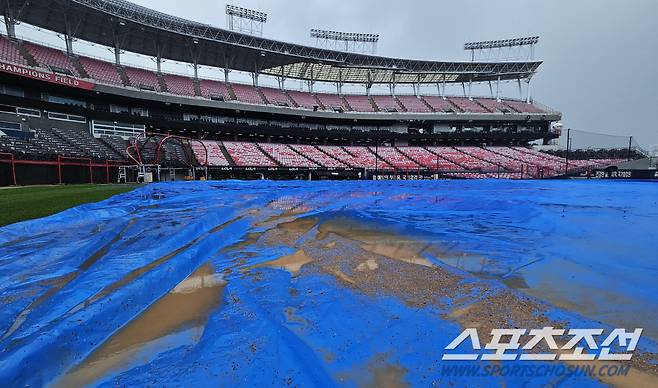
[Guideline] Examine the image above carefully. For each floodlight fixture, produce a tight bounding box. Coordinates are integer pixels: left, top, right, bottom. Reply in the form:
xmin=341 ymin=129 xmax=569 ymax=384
xmin=225 ymin=5 xmax=267 ymax=23
xmin=464 ymin=36 xmax=539 ymax=51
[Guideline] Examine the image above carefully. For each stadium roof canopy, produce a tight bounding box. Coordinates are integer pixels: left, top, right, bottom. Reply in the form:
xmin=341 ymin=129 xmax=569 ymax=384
xmin=4 ymin=0 xmax=542 ymax=85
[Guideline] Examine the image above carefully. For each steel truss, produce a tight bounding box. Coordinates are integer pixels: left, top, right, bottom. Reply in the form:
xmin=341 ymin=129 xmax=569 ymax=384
xmin=2 ymin=0 xmax=542 ymax=86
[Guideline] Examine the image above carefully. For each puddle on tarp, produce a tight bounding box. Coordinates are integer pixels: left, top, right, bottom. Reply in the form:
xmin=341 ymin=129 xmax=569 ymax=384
xmin=0 ymin=180 xmax=657 ymax=387
xmin=53 ymin=263 xmax=225 ymax=387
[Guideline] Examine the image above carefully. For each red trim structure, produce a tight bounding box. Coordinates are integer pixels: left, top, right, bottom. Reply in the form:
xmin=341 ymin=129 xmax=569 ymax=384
xmin=127 ymin=132 xmax=208 ymax=166
xmin=0 ymin=60 xmax=95 ymax=90
xmin=0 ymin=153 xmax=125 ymax=185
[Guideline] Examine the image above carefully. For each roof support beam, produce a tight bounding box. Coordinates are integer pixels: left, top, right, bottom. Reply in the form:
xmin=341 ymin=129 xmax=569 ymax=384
xmin=496 ymin=76 xmax=501 ymax=102
xmin=3 ymin=5 xmax=16 ymax=39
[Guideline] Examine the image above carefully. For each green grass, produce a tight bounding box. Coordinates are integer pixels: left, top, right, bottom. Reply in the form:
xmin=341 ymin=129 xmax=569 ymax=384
xmin=0 ymin=184 xmax=139 ymax=227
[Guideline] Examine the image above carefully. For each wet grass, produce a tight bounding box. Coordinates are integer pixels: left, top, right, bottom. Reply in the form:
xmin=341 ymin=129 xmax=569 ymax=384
xmin=0 ymin=184 xmax=139 ymax=227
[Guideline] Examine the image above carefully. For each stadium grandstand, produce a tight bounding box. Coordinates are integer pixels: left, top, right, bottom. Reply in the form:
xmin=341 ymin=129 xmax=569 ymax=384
xmin=0 ymin=0 xmax=641 ymax=185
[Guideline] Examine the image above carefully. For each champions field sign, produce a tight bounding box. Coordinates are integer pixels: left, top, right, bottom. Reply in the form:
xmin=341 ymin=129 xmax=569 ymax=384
xmin=0 ymin=61 xmax=94 ymax=90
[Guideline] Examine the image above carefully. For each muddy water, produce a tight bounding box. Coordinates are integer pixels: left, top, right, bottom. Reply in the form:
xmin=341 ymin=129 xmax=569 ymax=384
xmin=242 ymin=212 xmax=658 ymax=386
xmin=54 ymin=264 xmax=225 ymax=387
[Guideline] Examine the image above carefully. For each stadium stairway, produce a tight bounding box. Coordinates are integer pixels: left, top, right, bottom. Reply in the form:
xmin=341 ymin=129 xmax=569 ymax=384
xmin=425 ymin=147 xmax=470 ymax=170
xmin=341 ymin=96 xmax=353 ymax=112
xmin=14 ymin=40 xmax=38 ymax=67
xmin=69 ymin=56 xmax=90 ymax=79
xmin=156 ymin=73 xmax=169 ymax=93
xmin=394 ymin=96 xmax=407 ymax=112
xmin=287 ymin=144 xmax=319 ymax=166
xmin=257 ymin=88 xmax=269 ymax=105
xmin=313 ymin=95 xmax=325 ymax=110
xmin=369 ymin=96 xmax=380 ymax=112
xmin=192 ymin=78 xmax=202 ymax=97
xmin=420 ymin=97 xmax=436 ymax=112
xmin=218 ymin=142 xmax=236 ymax=166
xmin=284 ymin=90 xmax=299 ymax=108
xmin=458 ymin=147 xmax=508 ymax=171
xmin=316 ymin=145 xmax=350 ymax=167
xmin=226 ymin=84 xmax=238 ymax=101
xmin=255 ymin=143 xmax=282 ymax=166
xmin=116 ymin=66 xmax=131 ymax=87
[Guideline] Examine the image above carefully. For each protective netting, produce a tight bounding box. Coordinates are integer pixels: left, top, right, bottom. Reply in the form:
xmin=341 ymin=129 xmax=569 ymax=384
xmin=561 ymin=129 xmax=644 ymax=153
xmin=0 ymin=181 xmax=657 ymax=387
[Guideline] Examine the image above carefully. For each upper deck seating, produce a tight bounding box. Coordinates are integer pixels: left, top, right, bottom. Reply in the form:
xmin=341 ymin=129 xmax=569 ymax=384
xmin=0 ymin=35 xmax=28 ymax=65
xmin=396 ymin=96 xmax=432 ymax=113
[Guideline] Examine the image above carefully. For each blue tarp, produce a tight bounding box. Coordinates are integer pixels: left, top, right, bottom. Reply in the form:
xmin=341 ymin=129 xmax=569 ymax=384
xmin=0 ymin=180 xmax=656 ymax=387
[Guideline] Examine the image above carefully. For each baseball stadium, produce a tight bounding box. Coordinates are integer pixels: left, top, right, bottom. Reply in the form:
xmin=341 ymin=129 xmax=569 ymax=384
xmin=0 ymin=0 xmax=656 ymax=387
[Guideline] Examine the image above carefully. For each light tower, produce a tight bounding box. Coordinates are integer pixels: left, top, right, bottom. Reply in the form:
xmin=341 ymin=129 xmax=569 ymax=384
xmin=225 ymin=5 xmax=267 ymax=37
xmin=310 ymin=29 xmax=379 ymax=55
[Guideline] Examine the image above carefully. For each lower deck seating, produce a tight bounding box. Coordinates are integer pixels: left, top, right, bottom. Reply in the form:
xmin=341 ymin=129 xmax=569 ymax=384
xmin=427 ymin=147 xmax=496 ymax=170
xmin=458 ymin=146 xmax=521 ymax=172
xmin=190 ymin=140 xmax=230 ymax=166
xmin=398 ymin=147 xmax=461 ymax=170
xmin=223 ymin=141 xmax=276 ymax=166
xmin=343 ymin=146 xmax=392 ymax=169
xmin=288 ymin=144 xmax=346 ymax=167
xmin=51 ymin=128 xmax=120 ymax=160
xmin=371 ymin=146 xmax=419 ymax=170
xmin=259 ymin=143 xmax=317 ymax=167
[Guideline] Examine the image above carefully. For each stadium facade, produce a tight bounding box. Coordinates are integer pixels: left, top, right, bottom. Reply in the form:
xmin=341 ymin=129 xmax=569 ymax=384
xmin=0 ymin=0 xmax=615 ymax=185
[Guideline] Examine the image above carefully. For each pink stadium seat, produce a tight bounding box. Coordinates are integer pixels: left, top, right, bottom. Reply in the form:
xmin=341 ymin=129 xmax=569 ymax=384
xmin=371 ymin=95 xmax=401 ymax=112
xmin=0 ymin=35 xmax=28 ymax=65
xmin=289 ymin=144 xmax=346 ymax=167
xmin=459 ymin=146 xmax=521 ymax=171
xmin=287 ymin=90 xmax=319 ymax=109
xmin=259 ymin=143 xmax=317 ymax=167
xmin=504 ymin=100 xmax=547 ymax=114
xmin=475 ymin=98 xmax=512 ymax=113
xmin=448 ymin=97 xmax=489 ymax=113
xmin=344 ymin=95 xmax=375 ymax=112
xmin=260 ymin=87 xmax=292 ymax=106
xmin=190 ymin=140 xmax=230 ymax=166
xmin=422 ymin=96 xmax=457 ymax=112
xmin=78 ymin=56 xmax=122 ymax=85
xmin=23 ymin=41 xmax=77 ymax=74
xmin=398 ymin=147 xmax=461 ymax=170
xmin=396 ymin=96 xmax=432 ymax=113
xmin=199 ymin=79 xmax=232 ymax=100
xmin=223 ymin=141 xmax=275 ymax=167
xmin=427 ymin=147 xmax=496 ymax=170
xmin=343 ymin=146 xmax=392 ymax=169
xmin=163 ymin=74 xmax=196 ymax=96
xmin=316 ymin=93 xmax=349 ymax=111
xmin=231 ymin=83 xmax=265 ymax=105
xmin=370 ymin=146 xmax=419 ymax=170
xmin=123 ymin=66 xmax=160 ymax=91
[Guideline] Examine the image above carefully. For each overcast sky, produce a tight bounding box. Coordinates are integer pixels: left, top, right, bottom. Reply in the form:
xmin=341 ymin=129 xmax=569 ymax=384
xmin=11 ymin=0 xmax=658 ymax=147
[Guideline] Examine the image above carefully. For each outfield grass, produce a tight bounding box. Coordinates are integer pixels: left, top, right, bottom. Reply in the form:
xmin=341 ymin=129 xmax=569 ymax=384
xmin=0 ymin=184 xmax=139 ymax=227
